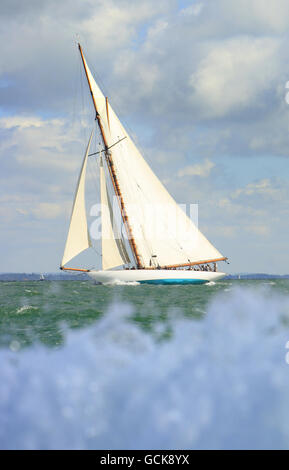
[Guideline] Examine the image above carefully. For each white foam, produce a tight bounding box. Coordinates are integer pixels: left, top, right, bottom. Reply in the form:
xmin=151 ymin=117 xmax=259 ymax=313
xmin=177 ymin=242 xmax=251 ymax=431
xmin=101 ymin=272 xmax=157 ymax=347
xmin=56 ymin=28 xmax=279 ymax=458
xmin=16 ymin=305 xmax=38 ymax=314
xmin=1 ymin=285 xmax=289 ymax=450
xmin=102 ymin=280 xmax=140 ymax=286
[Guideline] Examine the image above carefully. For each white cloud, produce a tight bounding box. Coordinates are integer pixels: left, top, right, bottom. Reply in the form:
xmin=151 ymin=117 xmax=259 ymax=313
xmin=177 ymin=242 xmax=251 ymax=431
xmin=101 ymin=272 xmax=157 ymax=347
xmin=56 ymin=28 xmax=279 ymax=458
xmin=233 ymin=179 xmax=286 ymax=201
xmin=179 ymin=3 xmax=204 ymax=17
xmin=30 ymin=202 xmax=65 ymax=219
xmin=82 ymin=0 xmax=169 ymax=52
xmin=0 ymin=116 xmax=50 ymax=129
xmin=178 ymin=159 xmax=215 ymax=178
xmin=0 ymin=114 xmax=85 ymax=172
xmin=214 ymin=0 xmax=289 ymax=34
xmin=102 ymin=1 xmax=289 ymax=159
xmin=189 ymin=37 xmax=281 ymax=119
xmin=245 ymin=224 xmax=270 ymax=236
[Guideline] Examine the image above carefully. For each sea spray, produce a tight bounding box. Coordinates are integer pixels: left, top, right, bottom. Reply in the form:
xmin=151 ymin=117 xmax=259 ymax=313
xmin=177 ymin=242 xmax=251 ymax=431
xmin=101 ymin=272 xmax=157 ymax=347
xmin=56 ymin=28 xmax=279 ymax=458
xmin=0 ymin=284 xmax=289 ymax=449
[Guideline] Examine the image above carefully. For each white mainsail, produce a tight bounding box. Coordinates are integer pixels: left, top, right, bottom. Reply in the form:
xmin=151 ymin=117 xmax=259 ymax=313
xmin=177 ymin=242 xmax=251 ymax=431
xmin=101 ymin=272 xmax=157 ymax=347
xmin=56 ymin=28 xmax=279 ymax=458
xmin=80 ymin=53 xmax=224 ymax=268
xmin=100 ymin=157 xmax=130 ymax=270
xmin=61 ymin=132 xmax=93 ymax=266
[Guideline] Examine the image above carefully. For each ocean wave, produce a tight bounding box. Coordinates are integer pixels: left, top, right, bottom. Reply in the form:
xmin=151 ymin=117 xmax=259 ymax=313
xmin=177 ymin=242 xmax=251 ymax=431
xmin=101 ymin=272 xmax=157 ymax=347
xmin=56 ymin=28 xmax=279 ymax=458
xmin=1 ymin=285 xmax=289 ymax=450
xmin=16 ymin=305 xmax=38 ymax=314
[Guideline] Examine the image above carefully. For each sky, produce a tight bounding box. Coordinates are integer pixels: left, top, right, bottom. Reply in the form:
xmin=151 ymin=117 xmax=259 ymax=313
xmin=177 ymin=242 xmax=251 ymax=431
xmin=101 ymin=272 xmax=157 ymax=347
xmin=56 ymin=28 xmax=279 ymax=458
xmin=1 ymin=0 xmax=289 ymax=274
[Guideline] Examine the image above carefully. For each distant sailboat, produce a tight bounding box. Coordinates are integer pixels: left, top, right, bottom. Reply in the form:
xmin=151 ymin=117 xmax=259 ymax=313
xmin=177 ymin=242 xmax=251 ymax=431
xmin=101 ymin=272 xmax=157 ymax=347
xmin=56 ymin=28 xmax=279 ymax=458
xmin=39 ymin=273 xmax=45 ymax=281
xmin=60 ymin=44 xmax=227 ymax=284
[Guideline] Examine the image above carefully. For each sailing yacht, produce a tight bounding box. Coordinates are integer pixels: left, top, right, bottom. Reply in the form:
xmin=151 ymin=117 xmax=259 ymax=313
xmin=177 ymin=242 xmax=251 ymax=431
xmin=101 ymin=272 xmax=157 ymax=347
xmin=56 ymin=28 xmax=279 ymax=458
xmin=60 ymin=44 xmax=227 ymax=284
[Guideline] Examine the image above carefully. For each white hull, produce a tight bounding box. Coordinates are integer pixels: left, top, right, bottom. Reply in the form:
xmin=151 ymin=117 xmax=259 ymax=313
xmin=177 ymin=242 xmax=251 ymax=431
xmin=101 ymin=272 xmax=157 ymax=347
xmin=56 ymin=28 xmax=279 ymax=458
xmin=88 ymin=269 xmax=226 ymax=285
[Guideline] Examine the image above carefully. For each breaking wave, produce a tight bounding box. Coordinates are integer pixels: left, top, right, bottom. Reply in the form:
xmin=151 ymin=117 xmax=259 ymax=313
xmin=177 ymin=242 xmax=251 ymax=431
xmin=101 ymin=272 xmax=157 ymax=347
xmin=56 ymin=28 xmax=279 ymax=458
xmin=102 ymin=280 xmax=141 ymax=286
xmin=16 ymin=305 xmax=38 ymax=314
xmin=1 ymin=285 xmax=289 ymax=449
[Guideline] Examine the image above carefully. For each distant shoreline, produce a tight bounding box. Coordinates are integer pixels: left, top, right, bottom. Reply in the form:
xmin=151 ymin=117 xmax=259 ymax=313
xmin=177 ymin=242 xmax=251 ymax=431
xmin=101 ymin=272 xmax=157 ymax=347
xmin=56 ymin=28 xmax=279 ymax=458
xmin=0 ymin=273 xmax=288 ymax=281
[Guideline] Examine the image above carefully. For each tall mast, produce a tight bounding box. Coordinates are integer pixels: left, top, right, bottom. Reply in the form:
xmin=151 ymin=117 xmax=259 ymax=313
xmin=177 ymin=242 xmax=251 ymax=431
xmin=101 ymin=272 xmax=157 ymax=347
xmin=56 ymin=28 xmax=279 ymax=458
xmin=78 ymin=43 xmax=143 ymax=268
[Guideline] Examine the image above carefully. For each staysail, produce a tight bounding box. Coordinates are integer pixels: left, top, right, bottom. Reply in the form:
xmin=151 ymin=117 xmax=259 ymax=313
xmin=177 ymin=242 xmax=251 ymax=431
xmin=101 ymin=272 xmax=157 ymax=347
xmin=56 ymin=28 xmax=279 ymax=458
xmin=61 ymin=132 xmax=93 ymax=266
xmin=100 ymin=157 xmax=130 ymax=270
xmin=79 ymin=50 xmax=225 ymax=268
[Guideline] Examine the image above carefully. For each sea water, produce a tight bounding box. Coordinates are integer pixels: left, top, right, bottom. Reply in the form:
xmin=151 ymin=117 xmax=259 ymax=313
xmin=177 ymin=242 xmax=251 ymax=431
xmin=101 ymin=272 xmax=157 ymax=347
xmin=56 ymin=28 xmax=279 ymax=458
xmin=0 ymin=279 xmax=289 ymax=449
